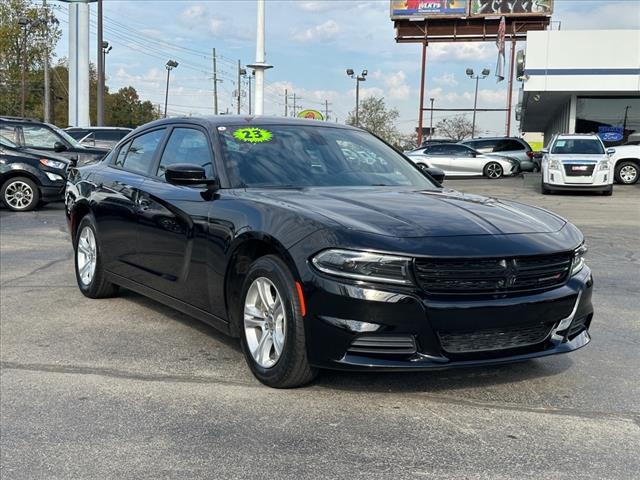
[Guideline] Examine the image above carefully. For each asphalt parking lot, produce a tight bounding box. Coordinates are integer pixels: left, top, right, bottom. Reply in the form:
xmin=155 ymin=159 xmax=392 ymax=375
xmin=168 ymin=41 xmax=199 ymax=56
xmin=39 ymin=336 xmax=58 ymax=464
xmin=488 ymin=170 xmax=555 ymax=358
xmin=1 ymin=175 xmax=639 ymax=479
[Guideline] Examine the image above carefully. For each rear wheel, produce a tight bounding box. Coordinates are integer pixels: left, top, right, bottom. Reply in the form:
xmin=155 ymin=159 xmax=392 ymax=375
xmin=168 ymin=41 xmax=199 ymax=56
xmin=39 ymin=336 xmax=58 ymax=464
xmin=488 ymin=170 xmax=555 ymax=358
xmin=1 ymin=177 xmax=40 ymax=212
xmin=614 ymin=161 xmax=639 ymax=185
xmin=484 ymin=162 xmax=503 ymax=179
xmin=240 ymin=255 xmax=317 ymax=388
xmin=74 ymin=215 xmax=119 ymax=298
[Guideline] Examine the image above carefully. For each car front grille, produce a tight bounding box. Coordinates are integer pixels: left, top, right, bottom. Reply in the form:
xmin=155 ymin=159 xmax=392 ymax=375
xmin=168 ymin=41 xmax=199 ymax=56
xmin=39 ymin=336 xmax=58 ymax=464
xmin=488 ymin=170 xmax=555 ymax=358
xmin=438 ymin=323 xmax=554 ymax=354
xmin=563 ymin=163 xmax=596 ymax=177
xmin=347 ymin=335 xmax=417 ymax=355
xmin=414 ymin=252 xmax=573 ymax=295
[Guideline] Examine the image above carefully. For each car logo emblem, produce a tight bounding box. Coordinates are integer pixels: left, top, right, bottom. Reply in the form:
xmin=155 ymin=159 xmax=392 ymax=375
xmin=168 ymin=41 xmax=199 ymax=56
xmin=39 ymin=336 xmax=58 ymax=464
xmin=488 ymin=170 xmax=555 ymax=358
xmin=498 ymin=259 xmax=518 ymax=288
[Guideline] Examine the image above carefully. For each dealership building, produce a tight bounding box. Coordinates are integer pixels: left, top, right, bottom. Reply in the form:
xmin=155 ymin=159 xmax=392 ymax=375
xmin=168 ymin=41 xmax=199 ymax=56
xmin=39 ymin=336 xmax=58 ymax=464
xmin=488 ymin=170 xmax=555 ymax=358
xmin=518 ymin=30 xmax=640 ymax=145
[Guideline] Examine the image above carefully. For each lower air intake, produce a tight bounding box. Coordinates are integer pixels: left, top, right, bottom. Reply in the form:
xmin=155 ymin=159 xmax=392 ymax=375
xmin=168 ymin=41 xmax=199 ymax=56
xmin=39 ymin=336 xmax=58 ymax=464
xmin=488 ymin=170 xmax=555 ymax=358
xmin=438 ymin=323 xmax=553 ymax=354
xmin=348 ymin=335 xmax=417 ymax=355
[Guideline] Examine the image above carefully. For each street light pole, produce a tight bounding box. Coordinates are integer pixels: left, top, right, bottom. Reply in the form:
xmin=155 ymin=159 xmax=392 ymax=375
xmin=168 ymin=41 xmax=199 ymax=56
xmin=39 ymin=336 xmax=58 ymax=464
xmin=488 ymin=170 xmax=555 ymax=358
xmin=247 ymin=0 xmax=273 ymax=115
xmin=346 ymin=68 xmax=367 ymax=126
xmin=429 ymin=97 xmax=434 ymax=141
xmin=164 ymin=60 xmax=178 ymax=118
xmin=97 ymin=0 xmax=104 ymax=125
xmin=466 ymin=67 xmax=490 ymax=138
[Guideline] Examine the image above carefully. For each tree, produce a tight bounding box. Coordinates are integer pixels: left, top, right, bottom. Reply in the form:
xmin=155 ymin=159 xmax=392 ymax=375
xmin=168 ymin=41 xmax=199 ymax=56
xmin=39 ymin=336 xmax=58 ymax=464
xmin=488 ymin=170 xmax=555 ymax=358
xmin=435 ymin=115 xmax=474 ymax=141
xmin=0 ymin=0 xmax=61 ymax=118
xmin=106 ymin=86 xmax=160 ymax=128
xmin=346 ymin=96 xmax=401 ymax=146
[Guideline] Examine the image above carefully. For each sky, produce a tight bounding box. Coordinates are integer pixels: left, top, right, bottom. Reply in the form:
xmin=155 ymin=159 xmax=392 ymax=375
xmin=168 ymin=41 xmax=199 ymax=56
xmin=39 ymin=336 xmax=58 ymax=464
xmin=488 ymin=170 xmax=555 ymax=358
xmin=47 ymin=0 xmax=640 ymax=134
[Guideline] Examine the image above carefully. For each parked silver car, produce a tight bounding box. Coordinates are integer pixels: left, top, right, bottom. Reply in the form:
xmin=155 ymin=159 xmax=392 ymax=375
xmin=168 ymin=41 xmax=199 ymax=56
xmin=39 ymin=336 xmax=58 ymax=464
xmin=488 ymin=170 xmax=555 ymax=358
xmin=406 ymin=143 xmax=518 ymax=178
xmin=461 ymin=137 xmax=537 ymax=172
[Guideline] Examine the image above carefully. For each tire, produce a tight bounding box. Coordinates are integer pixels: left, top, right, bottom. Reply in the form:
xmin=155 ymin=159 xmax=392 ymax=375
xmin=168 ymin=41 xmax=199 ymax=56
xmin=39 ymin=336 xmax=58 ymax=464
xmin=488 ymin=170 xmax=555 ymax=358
xmin=38 ymin=201 xmax=49 ymax=208
xmin=484 ymin=162 xmax=503 ymax=179
xmin=1 ymin=177 xmax=40 ymax=212
xmin=239 ymin=255 xmax=317 ymax=388
xmin=602 ymin=187 xmax=613 ymax=196
xmin=74 ymin=214 xmax=119 ymax=299
xmin=541 ymin=181 xmax=551 ymax=195
xmin=614 ymin=161 xmax=639 ymax=185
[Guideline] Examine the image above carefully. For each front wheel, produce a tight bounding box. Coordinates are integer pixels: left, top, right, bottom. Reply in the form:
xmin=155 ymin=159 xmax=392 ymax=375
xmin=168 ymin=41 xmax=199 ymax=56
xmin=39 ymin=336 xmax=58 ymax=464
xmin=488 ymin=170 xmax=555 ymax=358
xmin=484 ymin=162 xmax=503 ymax=179
xmin=240 ymin=255 xmax=317 ymax=388
xmin=1 ymin=177 xmax=40 ymax=212
xmin=615 ymin=161 xmax=639 ymax=185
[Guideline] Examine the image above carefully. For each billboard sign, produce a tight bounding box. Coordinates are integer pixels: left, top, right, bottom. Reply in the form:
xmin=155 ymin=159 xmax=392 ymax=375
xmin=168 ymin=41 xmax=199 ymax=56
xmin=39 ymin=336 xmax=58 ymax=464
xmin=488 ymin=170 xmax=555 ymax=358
xmin=390 ymin=0 xmax=469 ymax=19
xmin=469 ymin=0 xmax=553 ymax=17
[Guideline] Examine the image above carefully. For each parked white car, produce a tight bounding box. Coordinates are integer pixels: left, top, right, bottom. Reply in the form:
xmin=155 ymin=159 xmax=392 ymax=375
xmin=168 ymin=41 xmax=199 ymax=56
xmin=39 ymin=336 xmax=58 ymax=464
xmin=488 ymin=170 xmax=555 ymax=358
xmin=541 ymin=134 xmax=613 ymax=196
xmin=610 ymin=144 xmax=640 ymax=185
xmin=406 ymin=143 xmax=518 ymax=179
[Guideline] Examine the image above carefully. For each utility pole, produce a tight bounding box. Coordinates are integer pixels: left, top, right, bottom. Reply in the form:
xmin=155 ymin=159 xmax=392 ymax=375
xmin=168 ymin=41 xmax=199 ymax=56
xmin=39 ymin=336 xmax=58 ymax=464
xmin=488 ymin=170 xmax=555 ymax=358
xmin=292 ymin=93 xmax=297 ymax=117
xmin=284 ymin=89 xmax=288 ymax=116
xmin=18 ymin=17 xmax=29 ymax=118
xmin=429 ymin=98 xmax=434 ymax=140
xmin=237 ymin=60 xmax=242 ymax=114
xmin=324 ymin=99 xmax=330 ymax=121
xmin=247 ymin=0 xmax=274 ymax=115
xmin=96 ymin=0 xmax=104 ymax=125
xmin=43 ymin=0 xmax=51 ymax=122
xmin=247 ymin=72 xmax=253 ymax=115
xmin=212 ymin=48 xmax=219 ymax=115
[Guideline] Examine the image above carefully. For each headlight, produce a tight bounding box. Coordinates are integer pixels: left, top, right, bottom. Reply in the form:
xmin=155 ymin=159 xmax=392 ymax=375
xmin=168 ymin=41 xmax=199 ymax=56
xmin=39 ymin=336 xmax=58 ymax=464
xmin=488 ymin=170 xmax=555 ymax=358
xmin=311 ymin=249 xmax=413 ymax=285
xmin=571 ymin=244 xmax=588 ymax=276
xmin=548 ymin=159 xmax=560 ymax=170
xmin=44 ymin=172 xmax=64 ymax=182
xmin=598 ymin=161 xmax=610 ymax=171
xmin=40 ymin=158 xmax=67 ymax=170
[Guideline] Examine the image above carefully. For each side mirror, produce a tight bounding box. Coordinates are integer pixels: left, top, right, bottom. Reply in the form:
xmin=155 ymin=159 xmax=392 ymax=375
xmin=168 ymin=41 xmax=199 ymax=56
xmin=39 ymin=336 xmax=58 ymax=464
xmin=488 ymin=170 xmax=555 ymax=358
xmin=422 ymin=166 xmax=445 ymax=184
xmin=53 ymin=141 xmax=68 ymax=153
xmin=540 ymin=148 xmax=549 ymax=154
xmin=606 ymin=148 xmax=616 ymax=156
xmin=165 ymin=163 xmax=219 ymax=190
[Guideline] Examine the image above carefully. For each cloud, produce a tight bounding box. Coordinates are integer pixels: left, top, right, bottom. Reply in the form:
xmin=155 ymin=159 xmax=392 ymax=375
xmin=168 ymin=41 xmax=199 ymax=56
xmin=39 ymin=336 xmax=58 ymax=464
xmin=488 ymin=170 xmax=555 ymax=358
xmin=292 ymin=20 xmax=341 ymax=42
xmin=430 ymin=43 xmax=494 ymax=61
xmin=353 ymin=87 xmax=385 ymax=100
xmin=555 ymin=1 xmax=640 ymax=30
xmin=434 ymin=73 xmax=458 ymax=87
xmin=382 ymin=71 xmax=411 ymax=100
xmin=180 ymin=4 xmax=207 ymax=23
xmin=297 ymin=1 xmax=336 ymax=12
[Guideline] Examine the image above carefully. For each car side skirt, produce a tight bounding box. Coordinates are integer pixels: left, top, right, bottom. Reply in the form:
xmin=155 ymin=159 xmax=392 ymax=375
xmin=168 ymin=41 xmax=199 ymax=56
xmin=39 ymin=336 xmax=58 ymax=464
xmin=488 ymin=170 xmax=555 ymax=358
xmin=105 ymin=271 xmax=231 ymax=335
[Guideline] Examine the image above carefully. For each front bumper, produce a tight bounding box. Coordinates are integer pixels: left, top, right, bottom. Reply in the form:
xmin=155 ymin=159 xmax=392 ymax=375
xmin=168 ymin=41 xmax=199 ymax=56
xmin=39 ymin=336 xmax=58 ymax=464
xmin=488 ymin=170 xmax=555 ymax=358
xmin=36 ymin=169 xmax=66 ymax=202
xmin=302 ymin=265 xmax=593 ymax=371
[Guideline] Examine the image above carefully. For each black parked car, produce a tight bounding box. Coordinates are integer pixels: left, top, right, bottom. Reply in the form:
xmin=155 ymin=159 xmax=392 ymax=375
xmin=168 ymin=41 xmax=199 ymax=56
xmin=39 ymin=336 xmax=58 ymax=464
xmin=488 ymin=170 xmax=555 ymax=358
xmin=65 ymin=116 xmax=593 ymax=388
xmin=65 ymin=126 xmax=133 ymax=149
xmin=0 ymin=136 xmax=70 ymax=211
xmin=0 ymin=117 xmax=108 ymax=165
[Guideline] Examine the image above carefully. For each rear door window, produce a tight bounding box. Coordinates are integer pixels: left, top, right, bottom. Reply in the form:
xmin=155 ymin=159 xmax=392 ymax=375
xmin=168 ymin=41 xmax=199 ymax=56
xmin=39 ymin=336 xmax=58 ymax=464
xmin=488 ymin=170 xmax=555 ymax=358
xmin=115 ymin=129 xmax=166 ymax=175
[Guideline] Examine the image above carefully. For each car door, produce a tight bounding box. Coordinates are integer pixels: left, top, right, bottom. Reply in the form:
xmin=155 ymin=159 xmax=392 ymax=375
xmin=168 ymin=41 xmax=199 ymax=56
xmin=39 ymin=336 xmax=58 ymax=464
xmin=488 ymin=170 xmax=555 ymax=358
xmin=91 ymin=128 xmax=167 ymax=280
xmin=447 ymin=145 xmax=483 ymax=175
xmin=133 ymin=125 xmax=215 ymax=310
xmin=422 ymin=145 xmax=452 ymax=172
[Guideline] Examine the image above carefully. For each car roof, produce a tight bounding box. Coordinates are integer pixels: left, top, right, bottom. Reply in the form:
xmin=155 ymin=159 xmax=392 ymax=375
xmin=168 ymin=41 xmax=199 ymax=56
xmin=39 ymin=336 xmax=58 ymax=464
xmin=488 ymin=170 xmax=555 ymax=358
xmin=133 ymin=115 xmax=362 ymax=132
xmin=65 ymin=126 xmax=133 ymax=131
xmin=554 ymin=134 xmax=601 ymax=140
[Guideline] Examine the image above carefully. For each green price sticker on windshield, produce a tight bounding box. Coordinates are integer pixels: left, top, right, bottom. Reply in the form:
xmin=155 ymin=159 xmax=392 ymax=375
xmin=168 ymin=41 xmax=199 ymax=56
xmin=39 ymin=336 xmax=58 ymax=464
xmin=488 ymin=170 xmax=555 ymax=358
xmin=233 ymin=127 xmax=273 ymax=143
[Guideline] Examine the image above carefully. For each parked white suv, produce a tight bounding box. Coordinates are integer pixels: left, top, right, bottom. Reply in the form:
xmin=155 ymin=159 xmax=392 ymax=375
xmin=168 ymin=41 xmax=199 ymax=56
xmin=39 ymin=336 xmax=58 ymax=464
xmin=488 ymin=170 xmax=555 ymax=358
xmin=541 ymin=134 xmax=613 ymax=196
xmin=610 ymin=144 xmax=640 ymax=185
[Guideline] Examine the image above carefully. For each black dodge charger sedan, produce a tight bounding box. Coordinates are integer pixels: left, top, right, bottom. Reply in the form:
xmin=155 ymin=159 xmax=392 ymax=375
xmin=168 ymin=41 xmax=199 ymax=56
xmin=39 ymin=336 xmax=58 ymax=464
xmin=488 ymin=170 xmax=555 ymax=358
xmin=65 ymin=116 xmax=593 ymax=388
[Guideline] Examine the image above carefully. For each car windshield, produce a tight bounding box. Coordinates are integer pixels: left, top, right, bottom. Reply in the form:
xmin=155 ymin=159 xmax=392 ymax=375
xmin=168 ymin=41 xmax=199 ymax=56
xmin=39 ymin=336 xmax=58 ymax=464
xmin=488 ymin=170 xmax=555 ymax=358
xmin=218 ymin=124 xmax=437 ymax=189
xmin=551 ymin=138 xmax=604 ymax=155
xmin=0 ymin=135 xmax=17 ymax=148
xmin=49 ymin=124 xmax=84 ymax=149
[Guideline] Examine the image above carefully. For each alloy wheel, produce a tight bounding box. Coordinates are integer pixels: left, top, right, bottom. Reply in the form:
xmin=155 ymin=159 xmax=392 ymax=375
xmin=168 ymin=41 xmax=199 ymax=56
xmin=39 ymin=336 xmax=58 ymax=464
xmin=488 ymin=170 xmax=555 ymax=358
xmin=77 ymin=226 xmax=97 ymax=286
xmin=619 ymin=165 xmax=638 ymax=184
xmin=486 ymin=163 xmax=503 ymax=179
xmin=4 ymin=180 xmax=34 ymax=210
xmin=244 ymin=277 xmax=287 ymax=368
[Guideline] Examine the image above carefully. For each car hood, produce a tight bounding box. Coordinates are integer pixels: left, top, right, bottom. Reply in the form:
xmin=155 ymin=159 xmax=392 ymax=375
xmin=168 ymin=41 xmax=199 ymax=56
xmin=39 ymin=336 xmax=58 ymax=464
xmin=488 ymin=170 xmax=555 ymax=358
xmin=548 ymin=154 xmax=604 ymax=163
xmin=250 ymin=187 xmax=566 ymax=238
xmin=21 ymin=147 xmax=71 ymax=164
